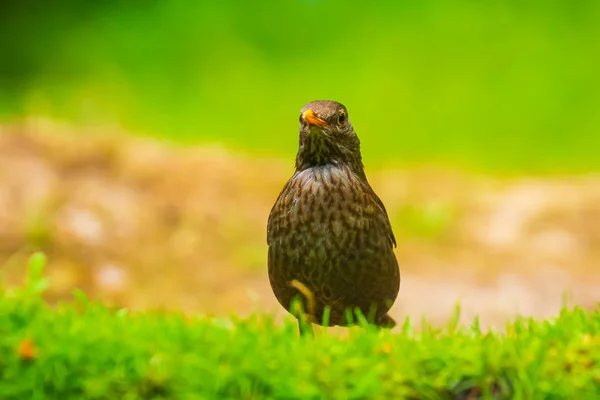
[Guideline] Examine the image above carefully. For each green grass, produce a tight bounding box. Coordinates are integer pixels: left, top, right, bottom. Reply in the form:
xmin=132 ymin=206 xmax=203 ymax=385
xmin=2 ymin=1 xmax=600 ymax=172
xmin=1 ymin=253 xmax=600 ymax=399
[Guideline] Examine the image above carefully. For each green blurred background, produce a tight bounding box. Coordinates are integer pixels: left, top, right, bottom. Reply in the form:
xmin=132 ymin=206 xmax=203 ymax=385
xmin=1 ymin=0 xmax=599 ymax=172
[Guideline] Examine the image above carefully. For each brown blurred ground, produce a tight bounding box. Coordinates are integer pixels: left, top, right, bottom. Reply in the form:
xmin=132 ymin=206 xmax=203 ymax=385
xmin=1 ymin=118 xmax=599 ymax=329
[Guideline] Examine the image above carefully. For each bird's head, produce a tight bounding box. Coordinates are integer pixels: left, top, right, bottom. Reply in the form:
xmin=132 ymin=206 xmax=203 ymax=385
xmin=295 ymin=100 xmax=364 ymax=174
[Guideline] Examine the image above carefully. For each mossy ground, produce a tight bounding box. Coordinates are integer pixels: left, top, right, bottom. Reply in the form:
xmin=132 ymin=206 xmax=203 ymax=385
xmin=2 ymin=254 xmax=600 ymax=399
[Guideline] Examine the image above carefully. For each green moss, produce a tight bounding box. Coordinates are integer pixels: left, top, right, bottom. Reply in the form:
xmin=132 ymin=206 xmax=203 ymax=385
xmin=1 ymin=253 xmax=599 ymax=399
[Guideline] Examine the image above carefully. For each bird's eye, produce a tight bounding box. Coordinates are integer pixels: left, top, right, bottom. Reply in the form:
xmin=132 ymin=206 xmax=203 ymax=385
xmin=299 ymin=113 xmax=303 ymax=124
xmin=337 ymin=111 xmax=347 ymax=126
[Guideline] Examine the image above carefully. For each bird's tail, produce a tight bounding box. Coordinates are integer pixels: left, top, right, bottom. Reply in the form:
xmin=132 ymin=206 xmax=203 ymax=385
xmin=377 ymin=313 xmax=396 ymax=329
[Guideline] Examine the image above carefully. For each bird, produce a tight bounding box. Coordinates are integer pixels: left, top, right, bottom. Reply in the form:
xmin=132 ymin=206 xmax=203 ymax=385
xmin=267 ymin=100 xmax=400 ymax=335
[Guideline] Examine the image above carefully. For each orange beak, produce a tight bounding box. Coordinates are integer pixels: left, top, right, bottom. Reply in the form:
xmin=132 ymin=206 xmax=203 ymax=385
xmin=302 ymin=109 xmax=328 ymax=128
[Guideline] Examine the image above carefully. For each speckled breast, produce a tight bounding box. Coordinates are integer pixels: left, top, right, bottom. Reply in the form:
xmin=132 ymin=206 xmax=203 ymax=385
xmin=267 ymin=163 xmax=400 ymax=326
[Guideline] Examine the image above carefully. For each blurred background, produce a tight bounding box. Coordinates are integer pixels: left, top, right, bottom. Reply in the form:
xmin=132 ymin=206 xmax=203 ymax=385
xmin=1 ymin=0 xmax=599 ymax=328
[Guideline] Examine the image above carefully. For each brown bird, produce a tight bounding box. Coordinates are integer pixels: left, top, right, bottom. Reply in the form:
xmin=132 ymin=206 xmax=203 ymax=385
xmin=267 ymin=100 xmax=400 ymax=334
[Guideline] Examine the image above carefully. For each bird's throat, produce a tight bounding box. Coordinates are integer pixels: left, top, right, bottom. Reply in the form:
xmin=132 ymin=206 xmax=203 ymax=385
xmin=295 ymin=130 xmax=333 ymax=170
xmin=307 ymin=130 xmax=329 ymax=165
xmin=296 ymin=130 xmax=365 ymax=180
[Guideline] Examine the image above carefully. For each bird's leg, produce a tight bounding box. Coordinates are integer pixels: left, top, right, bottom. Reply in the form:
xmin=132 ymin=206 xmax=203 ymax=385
xmin=289 ymin=279 xmax=316 ymax=337
xmin=290 ymin=299 xmax=315 ymax=337
xmin=298 ymin=318 xmax=314 ymax=337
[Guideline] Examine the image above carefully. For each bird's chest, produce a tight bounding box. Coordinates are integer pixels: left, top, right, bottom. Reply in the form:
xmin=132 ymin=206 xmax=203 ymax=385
xmin=270 ymin=166 xmax=377 ymax=248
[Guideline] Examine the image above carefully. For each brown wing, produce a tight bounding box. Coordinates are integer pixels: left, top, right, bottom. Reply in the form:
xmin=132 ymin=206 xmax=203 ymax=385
xmin=369 ymin=188 xmax=397 ymax=248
